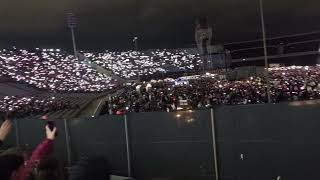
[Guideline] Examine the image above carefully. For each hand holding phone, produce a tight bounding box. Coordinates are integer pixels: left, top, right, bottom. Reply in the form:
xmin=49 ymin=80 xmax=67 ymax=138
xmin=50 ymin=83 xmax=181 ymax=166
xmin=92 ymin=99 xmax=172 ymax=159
xmin=47 ymin=121 xmax=55 ymax=131
xmin=46 ymin=123 xmax=57 ymax=140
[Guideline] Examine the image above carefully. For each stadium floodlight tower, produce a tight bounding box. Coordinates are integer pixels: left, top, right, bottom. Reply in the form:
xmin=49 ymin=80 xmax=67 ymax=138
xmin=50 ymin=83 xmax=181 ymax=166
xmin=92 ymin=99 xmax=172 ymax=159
xmin=133 ymin=36 xmax=139 ymax=51
xmin=67 ymin=12 xmax=78 ymax=60
xmin=195 ymin=17 xmax=213 ymax=73
xmin=133 ymin=36 xmax=141 ymax=81
xmin=259 ymin=0 xmax=271 ymax=103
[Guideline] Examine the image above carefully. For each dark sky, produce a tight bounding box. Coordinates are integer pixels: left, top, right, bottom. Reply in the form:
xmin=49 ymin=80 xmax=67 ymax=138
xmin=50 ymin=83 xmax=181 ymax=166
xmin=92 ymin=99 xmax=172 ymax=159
xmin=0 ymin=0 xmax=319 ymax=50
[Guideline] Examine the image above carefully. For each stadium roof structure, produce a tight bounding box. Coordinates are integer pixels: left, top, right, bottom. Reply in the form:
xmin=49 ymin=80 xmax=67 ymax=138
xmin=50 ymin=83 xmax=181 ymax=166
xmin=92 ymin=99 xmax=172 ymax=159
xmin=0 ymin=0 xmax=319 ymax=50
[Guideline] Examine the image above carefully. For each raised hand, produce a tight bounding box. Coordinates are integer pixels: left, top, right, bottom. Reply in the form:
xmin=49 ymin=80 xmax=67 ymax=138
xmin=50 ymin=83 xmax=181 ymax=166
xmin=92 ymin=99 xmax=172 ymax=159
xmin=45 ymin=125 xmax=57 ymax=140
xmin=0 ymin=120 xmax=13 ymax=141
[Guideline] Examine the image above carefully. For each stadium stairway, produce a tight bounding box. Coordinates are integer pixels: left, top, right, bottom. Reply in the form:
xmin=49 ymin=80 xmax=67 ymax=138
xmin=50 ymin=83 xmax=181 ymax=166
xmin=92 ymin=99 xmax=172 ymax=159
xmin=76 ymin=89 xmax=124 ymax=118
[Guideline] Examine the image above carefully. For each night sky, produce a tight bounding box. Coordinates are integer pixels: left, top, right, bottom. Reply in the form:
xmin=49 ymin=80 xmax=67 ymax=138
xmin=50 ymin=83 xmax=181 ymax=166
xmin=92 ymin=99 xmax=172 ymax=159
xmin=0 ymin=0 xmax=319 ymax=50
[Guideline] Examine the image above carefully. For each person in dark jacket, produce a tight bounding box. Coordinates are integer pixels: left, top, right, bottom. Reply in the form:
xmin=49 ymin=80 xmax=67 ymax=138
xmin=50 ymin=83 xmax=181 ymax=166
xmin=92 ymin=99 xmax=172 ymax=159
xmin=0 ymin=120 xmax=13 ymax=147
xmin=0 ymin=125 xmax=56 ymax=180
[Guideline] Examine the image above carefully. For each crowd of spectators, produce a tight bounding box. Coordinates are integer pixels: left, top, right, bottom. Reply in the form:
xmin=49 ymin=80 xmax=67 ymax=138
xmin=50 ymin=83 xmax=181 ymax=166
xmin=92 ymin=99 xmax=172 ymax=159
xmin=0 ymin=47 xmax=116 ymax=92
xmin=83 ymin=49 xmax=202 ymax=78
xmin=0 ymin=96 xmax=75 ymax=119
xmin=2 ymin=47 xmax=320 ymax=116
xmin=0 ymin=47 xmax=203 ymax=92
xmin=103 ymin=65 xmax=320 ymax=114
xmin=0 ymin=47 xmax=120 ymax=118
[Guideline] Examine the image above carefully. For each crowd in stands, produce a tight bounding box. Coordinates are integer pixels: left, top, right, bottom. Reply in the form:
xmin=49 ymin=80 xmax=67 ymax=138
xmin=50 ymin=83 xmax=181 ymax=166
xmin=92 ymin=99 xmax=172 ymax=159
xmin=0 ymin=47 xmax=120 ymax=118
xmin=1 ymin=46 xmax=320 ymax=116
xmin=103 ymin=65 xmax=320 ymax=114
xmin=0 ymin=47 xmax=116 ymax=92
xmin=83 ymin=49 xmax=201 ymax=78
xmin=0 ymin=96 xmax=76 ymax=119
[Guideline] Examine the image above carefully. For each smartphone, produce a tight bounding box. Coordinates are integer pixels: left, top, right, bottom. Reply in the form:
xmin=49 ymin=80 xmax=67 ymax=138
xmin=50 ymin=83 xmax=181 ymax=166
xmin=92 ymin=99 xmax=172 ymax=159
xmin=46 ymin=120 xmax=58 ymax=137
xmin=47 ymin=121 xmax=55 ymax=131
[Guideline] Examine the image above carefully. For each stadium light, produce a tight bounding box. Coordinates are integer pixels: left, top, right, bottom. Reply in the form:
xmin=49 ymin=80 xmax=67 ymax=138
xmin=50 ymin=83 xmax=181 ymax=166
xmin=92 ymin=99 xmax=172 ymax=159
xmin=133 ymin=36 xmax=138 ymax=51
xmin=132 ymin=36 xmax=140 ymax=81
xmin=259 ymin=0 xmax=271 ymax=103
xmin=67 ymin=12 xmax=78 ymax=60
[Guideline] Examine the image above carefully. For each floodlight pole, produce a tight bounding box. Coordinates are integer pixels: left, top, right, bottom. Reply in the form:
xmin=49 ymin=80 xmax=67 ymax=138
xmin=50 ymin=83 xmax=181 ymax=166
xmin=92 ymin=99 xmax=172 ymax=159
xmin=70 ymin=27 xmax=77 ymax=59
xmin=259 ymin=0 xmax=272 ymax=103
xmin=134 ymin=37 xmax=139 ymax=51
xmin=133 ymin=37 xmax=141 ymax=81
xmin=67 ymin=12 xmax=78 ymax=60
